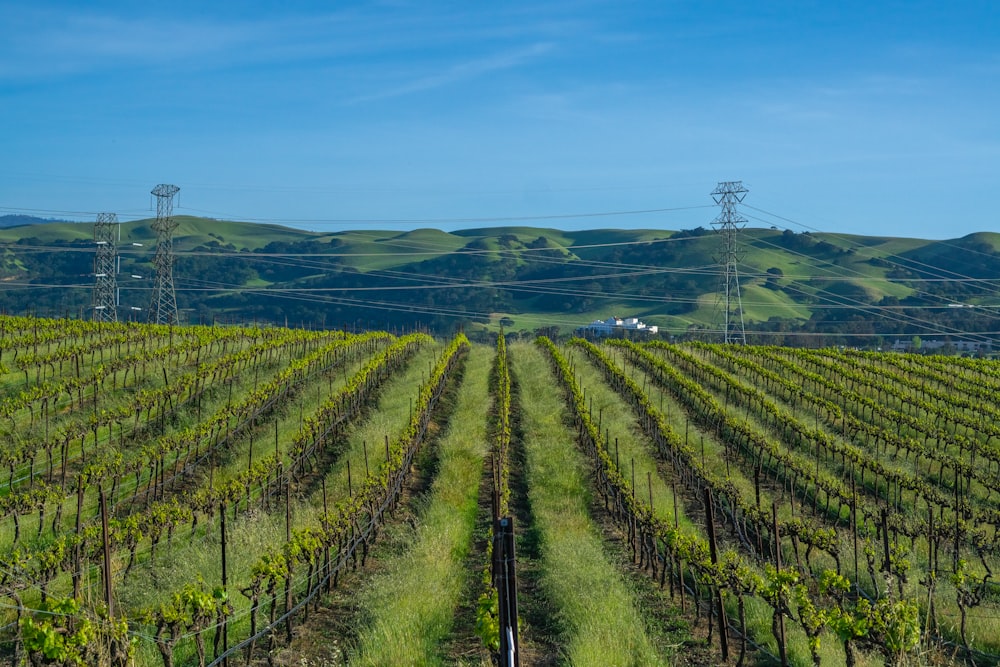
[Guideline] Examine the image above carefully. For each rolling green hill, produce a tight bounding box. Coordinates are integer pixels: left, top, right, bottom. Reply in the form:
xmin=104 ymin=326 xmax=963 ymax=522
xmin=0 ymin=216 xmax=998 ymax=344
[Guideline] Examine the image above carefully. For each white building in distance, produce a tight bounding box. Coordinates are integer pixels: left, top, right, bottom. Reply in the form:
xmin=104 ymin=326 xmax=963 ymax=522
xmin=579 ymin=316 xmax=658 ymax=337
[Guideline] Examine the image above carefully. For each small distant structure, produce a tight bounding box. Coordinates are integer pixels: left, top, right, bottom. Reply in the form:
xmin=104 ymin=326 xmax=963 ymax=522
xmin=578 ymin=315 xmax=659 ymax=338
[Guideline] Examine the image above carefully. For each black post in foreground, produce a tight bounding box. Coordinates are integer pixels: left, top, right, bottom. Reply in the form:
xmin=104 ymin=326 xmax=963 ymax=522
xmin=704 ymin=487 xmax=729 ymax=661
xmin=494 ymin=516 xmax=520 ymax=667
xmin=220 ymin=503 xmax=229 ymax=667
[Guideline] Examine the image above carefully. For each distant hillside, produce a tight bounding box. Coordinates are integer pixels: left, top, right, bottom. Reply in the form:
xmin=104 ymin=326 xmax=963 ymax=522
xmin=0 ymin=214 xmax=69 ymax=228
xmin=0 ymin=216 xmax=997 ymax=346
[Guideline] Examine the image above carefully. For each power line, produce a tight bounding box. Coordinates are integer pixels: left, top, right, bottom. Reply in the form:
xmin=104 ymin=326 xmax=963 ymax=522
xmin=739 ymin=233 xmax=1000 ymax=344
xmin=737 ymin=205 xmax=1000 ymax=316
xmin=176 ymin=203 xmax=715 ymax=226
xmin=742 ymin=204 xmax=1000 ymax=299
xmin=0 ymin=203 xmax=713 ymax=226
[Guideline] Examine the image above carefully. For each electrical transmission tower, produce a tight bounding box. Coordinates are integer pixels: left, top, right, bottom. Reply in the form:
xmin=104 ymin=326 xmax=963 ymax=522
xmin=711 ymin=181 xmax=748 ymax=344
xmin=92 ymin=212 xmax=119 ymax=322
xmin=148 ymin=184 xmax=181 ymax=325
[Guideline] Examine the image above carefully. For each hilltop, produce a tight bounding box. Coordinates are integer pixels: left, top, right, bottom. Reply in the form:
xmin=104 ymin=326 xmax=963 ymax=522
xmin=0 ymin=216 xmax=997 ymax=344
xmin=0 ymin=214 xmax=69 ymax=228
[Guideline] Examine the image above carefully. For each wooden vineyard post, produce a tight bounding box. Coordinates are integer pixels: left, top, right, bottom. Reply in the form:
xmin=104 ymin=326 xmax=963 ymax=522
xmin=705 ymin=487 xmax=729 ymax=661
xmin=953 ymin=469 xmax=961 ymax=572
xmin=363 ymin=439 xmax=370 ymax=479
xmin=490 ymin=455 xmax=499 ymax=521
xmin=73 ymin=479 xmax=85 ymax=598
xmin=220 ymin=502 xmax=229 ymax=666
xmin=925 ymin=504 xmax=936 ymax=647
xmin=773 ymin=502 xmax=788 ymax=667
xmin=754 ymin=459 xmax=762 ymax=509
xmin=285 ymin=470 xmax=293 ymax=642
xmin=852 ymin=462 xmax=859 ymax=589
xmin=674 ymin=480 xmax=686 ymax=612
xmin=648 ymin=471 xmax=653 ymax=514
xmin=285 ymin=474 xmax=292 ymax=542
xmin=494 ymin=516 xmax=520 ymax=667
xmin=99 ymin=486 xmax=114 ymax=618
xmin=881 ymin=508 xmax=891 ymax=574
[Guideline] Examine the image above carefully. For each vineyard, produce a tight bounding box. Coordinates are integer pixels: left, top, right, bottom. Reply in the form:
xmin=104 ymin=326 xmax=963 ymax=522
xmin=2 ymin=315 xmax=1000 ymax=666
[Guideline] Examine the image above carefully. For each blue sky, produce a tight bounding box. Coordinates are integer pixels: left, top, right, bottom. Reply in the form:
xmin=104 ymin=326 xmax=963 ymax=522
xmin=1 ymin=1 xmax=998 ymax=238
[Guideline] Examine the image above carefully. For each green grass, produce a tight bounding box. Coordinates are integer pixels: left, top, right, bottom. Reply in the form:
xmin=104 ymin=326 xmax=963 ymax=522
xmin=348 ymin=346 xmax=491 ymax=666
xmin=0 ymin=221 xmax=95 ymax=242
xmin=738 ymin=283 xmax=813 ymax=321
xmin=0 ymin=217 xmax=316 ymax=249
xmin=167 ymin=216 xmax=311 ymax=250
xmin=962 ymin=231 xmax=1000 ymax=252
xmin=511 ymin=341 xmax=669 ymax=666
xmin=329 ymin=229 xmax=469 ymax=271
xmin=452 ymin=226 xmax=577 ymax=247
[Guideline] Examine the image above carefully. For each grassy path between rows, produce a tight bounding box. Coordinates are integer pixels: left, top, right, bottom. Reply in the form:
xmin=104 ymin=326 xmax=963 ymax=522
xmin=511 ymin=342 xmax=668 ymax=666
xmin=347 ymin=345 xmax=491 ymax=666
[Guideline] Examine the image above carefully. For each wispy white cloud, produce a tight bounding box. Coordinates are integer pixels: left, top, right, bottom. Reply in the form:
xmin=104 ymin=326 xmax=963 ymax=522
xmin=0 ymin=5 xmax=586 ymax=82
xmin=0 ymin=6 xmax=390 ymax=79
xmin=0 ymin=9 xmax=252 ymax=77
xmin=811 ymin=74 xmax=931 ymax=99
xmin=348 ymin=42 xmax=554 ymax=104
xmin=736 ymin=70 xmax=935 ymax=128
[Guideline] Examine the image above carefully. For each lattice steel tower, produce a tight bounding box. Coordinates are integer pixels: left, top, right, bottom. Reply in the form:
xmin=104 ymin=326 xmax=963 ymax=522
xmin=711 ymin=181 xmax=748 ymax=344
xmin=148 ymin=184 xmax=181 ymax=325
xmin=92 ymin=212 xmax=119 ymax=322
